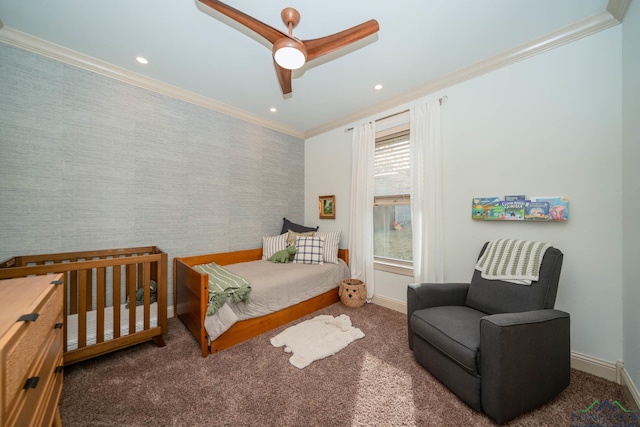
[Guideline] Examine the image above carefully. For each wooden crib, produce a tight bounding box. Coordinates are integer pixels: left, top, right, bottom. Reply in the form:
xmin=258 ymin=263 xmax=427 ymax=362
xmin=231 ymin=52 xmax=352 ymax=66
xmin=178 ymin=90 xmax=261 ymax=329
xmin=0 ymin=246 xmax=168 ymax=365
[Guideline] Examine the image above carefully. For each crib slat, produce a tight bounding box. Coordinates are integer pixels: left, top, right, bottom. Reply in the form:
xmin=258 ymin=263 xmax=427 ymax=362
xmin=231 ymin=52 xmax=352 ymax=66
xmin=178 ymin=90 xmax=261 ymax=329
xmin=156 ymin=253 xmax=168 ymax=335
xmin=113 ymin=265 xmax=121 ymax=339
xmin=69 ymin=270 xmax=78 ymax=315
xmin=84 ymin=268 xmax=93 ymax=311
xmin=78 ymin=269 xmax=87 ymax=349
xmin=143 ymin=262 xmax=150 ymax=330
xmin=137 ymin=260 xmax=143 ymax=296
xmin=97 ymin=266 xmax=105 ymax=343
xmin=127 ymin=263 xmax=136 ymax=335
xmin=137 ymin=258 xmax=144 ymax=331
xmin=62 ymin=273 xmax=69 ymax=353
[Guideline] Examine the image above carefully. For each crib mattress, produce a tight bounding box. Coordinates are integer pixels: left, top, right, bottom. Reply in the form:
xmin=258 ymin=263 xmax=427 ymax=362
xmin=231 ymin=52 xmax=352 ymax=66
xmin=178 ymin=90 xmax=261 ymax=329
xmin=66 ymin=303 xmax=158 ymax=351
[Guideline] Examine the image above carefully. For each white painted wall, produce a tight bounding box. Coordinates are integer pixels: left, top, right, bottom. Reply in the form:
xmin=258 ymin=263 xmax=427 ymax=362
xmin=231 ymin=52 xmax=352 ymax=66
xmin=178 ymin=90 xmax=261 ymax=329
xmin=306 ymin=26 xmax=624 ymax=364
xmin=304 ymin=127 xmax=352 ymax=244
xmin=621 ymin=0 xmax=640 ymax=394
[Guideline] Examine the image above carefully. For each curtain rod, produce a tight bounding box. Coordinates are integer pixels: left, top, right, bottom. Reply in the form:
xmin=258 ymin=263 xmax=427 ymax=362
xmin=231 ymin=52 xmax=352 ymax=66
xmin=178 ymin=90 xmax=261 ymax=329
xmin=344 ymin=96 xmax=448 ymax=133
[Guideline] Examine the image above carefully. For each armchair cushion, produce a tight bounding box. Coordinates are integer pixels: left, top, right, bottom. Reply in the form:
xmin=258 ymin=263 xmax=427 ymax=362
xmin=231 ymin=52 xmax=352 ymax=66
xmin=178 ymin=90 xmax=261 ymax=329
xmin=411 ymin=306 xmax=485 ymax=375
xmin=466 ymin=245 xmax=564 ymax=314
xmin=407 ymin=282 xmax=470 ymax=350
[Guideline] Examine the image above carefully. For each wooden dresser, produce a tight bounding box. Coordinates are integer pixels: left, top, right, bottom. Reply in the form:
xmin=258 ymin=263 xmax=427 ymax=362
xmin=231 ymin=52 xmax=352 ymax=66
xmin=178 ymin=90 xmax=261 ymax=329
xmin=0 ymin=274 xmax=64 ymax=427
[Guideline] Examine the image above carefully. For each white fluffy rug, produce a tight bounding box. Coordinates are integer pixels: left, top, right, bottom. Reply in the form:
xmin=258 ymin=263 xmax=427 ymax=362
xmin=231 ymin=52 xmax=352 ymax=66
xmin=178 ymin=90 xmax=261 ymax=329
xmin=270 ymin=314 xmax=365 ymax=369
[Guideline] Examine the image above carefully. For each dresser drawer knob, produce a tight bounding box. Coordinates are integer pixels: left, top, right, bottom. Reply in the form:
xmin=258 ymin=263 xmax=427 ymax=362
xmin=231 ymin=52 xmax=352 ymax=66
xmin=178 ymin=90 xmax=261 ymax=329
xmin=54 ymin=323 xmax=64 ymax=329
xmin=24 ymin=376 xmax=40 ymax=389
xmin=17 ymin=312 xmax=39 ymax=322
xmin=51 ymin=280 xmax=63 ymax=285
xmin=55 ymin=366 xmax=64 ymax=374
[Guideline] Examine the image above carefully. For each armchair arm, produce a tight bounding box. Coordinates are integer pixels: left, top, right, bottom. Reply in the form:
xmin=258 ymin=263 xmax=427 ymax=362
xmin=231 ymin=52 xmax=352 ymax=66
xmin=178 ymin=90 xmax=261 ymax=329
xmin=480 ymin=309 xmax=570 ymax=424
xmin=407 ymin=282 xmax=469 ymax=349
xmin=407 ymin=282 xmax=470 ymax=313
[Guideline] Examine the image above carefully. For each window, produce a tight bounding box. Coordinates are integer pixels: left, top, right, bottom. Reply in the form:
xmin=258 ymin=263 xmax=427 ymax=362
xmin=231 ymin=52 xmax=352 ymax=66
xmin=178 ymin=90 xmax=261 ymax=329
xmin=373 ymin=125 xmax=412 ymax=274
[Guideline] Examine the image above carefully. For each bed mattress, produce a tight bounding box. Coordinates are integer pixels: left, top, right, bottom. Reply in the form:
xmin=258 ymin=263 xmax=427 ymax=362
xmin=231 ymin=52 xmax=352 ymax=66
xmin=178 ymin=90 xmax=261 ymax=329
xmin=203 ymin=259 xmax=350 ymax=341
xmin=66 ymin=302 xmax=158 ymax=351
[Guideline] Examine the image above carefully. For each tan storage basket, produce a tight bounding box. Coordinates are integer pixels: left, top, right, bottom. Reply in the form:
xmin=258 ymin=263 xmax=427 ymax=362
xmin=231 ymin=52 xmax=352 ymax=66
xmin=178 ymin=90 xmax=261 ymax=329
xmin=339 ymin=279 xmax=366 ymax=308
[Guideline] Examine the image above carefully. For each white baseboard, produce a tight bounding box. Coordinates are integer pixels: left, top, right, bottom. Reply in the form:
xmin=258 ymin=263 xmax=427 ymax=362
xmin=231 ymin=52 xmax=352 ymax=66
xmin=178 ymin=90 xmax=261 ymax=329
xmin=569 ymin=353 xmax=640 ymax=412
xmin=371 ymin=294 xmax=406 ymax=314
xmin=570 ymin=351 xmax=620 ymax=382
xmin=621 ymin=368 xmax=640 ymax=411
xmin=371 ymin=295 xmax=640 ymax=410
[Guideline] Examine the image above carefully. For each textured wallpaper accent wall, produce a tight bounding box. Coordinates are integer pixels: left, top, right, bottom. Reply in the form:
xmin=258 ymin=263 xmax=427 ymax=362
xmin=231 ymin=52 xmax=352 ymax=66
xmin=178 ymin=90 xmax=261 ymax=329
xmin=0 ymin=44 xmax=305 ymax=307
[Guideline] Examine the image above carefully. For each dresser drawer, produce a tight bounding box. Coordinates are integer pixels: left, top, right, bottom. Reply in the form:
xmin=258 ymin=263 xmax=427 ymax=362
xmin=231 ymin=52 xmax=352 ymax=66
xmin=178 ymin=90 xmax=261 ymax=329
xmin=0 ymin=276 xmax=64 ymax=426
xmin=13 ymin=328 xmax=64 ymax=427
xmin=41 ymin=357 xmax=64 ymax=427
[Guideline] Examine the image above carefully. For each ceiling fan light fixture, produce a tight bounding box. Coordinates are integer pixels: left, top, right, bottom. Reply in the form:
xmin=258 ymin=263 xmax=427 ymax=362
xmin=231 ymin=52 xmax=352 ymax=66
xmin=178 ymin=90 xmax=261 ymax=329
xmin=200 ymin=1 xmax=379 ymax=94
xmin=273 ymin=38 xmax=307 ymax=70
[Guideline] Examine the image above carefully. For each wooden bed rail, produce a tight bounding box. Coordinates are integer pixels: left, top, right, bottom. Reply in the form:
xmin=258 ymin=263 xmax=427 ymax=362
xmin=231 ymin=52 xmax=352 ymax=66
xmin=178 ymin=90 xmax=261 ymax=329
xmin=175 ymin=257 xmax=209 ymax=357
xmin=174 ymin=247 xmax=349 ymax=357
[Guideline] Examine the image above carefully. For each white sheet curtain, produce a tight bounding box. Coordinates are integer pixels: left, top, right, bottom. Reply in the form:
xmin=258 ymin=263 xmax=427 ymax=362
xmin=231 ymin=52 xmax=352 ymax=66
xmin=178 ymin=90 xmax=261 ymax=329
xmin=349 ymin=121 xmax=376 ymax=300
xmin=410 ymin=101 xmax=444 ymax=283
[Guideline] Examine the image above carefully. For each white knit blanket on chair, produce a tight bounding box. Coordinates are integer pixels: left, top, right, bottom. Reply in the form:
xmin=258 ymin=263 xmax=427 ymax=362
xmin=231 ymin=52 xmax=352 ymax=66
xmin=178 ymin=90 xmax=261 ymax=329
xmin=474 ymin=239 xmax=551 ymax=285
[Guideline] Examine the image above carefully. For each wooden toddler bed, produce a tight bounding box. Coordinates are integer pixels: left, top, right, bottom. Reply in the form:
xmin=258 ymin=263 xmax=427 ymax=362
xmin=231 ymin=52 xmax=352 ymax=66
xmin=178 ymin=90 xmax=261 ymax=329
xmin=0 ymin=246 xmax=168 ymax=365
xmin=175 ymin=247 xmax=349 ymax=357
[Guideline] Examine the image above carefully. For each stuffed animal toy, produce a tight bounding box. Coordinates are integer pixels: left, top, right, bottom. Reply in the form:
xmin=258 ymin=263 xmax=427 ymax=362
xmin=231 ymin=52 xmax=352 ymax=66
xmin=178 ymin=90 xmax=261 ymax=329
xmin=269 ymin=245 xmax=296 ymax=263
xmin=126 ymin=280 xmax=158 ymax=308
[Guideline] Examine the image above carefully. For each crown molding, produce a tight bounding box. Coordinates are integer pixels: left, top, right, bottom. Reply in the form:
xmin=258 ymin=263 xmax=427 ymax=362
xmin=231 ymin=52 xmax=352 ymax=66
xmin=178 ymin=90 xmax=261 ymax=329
xmin=0 ymin=2 xmax=628 ymax=142
xmin=607 ymin=0 xmax=632 ymax=22
xmin=304 ymin=8 xmax=624 ymax=139
xmin=0 ymin=27 xmax=304 ymax=139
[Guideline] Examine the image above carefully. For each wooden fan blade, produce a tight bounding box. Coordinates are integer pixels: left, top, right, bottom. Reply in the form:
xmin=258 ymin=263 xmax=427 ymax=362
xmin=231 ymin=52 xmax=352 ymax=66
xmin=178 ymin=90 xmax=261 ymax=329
xmin=198 ymin=0 xmax=287 ymax=44
xmin=302 ymin=20 xmax=379 ymax=61
xmin=274 ymin=60 xmax=292 ymax=95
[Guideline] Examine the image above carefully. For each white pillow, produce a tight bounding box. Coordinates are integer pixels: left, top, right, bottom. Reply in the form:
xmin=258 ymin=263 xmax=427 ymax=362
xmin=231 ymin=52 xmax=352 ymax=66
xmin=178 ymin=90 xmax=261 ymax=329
xmin=262 ymin=234 xmax=288 ymax=260
xmin=293 ymin=236 xmax=325 ymax=265
xmin=315 ymin=231 xmax=342 ymax=264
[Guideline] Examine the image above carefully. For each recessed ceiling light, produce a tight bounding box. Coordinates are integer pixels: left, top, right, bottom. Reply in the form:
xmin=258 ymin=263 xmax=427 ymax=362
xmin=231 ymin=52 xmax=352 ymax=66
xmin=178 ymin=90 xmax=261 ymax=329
xmin=270 ymin=107 xmax=277 ymax=113
xmin=374 ymin=84 xmax=383 ymax=90
xmin=136 ymin=56 xmax=148 ymax=65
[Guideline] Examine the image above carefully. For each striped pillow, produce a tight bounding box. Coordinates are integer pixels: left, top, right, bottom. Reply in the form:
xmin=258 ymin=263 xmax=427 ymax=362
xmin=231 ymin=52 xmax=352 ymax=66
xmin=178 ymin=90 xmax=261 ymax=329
xmin=262 ymin=234 xmax=288 ymax=260
xmin=293 ymin=236 xmax=325 ymax=265
xmin=315 ymin=231 xmax=342 ymax=264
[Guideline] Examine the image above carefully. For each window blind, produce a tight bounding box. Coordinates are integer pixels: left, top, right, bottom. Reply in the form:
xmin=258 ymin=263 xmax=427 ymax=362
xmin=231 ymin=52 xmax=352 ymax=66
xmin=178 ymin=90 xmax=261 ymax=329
xmin=374 ymin=129 xmax=411 ymax=197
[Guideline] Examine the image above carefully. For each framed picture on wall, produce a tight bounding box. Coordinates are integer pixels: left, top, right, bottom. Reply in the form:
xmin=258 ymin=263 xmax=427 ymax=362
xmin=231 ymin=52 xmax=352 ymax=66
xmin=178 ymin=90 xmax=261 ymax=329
xmin=319 ymin=195 xmax=336 ymax=219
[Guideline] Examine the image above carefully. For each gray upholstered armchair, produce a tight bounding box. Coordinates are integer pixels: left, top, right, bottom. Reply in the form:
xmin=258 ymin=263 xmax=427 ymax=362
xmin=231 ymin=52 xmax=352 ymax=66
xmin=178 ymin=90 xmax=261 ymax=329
xmin=407 ymin=242 xmax=570 ymax=424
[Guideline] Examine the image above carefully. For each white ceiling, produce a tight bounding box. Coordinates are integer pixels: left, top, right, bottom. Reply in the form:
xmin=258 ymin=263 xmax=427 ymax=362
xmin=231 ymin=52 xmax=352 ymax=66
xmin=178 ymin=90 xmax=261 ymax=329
xmin=0 ymin=0 xmax=618 ymax=138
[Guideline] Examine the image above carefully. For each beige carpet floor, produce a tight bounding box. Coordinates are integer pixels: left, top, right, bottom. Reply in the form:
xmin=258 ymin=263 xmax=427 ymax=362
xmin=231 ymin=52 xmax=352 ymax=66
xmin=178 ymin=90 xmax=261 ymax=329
xmin=59 ymin=302 xmax=636 ymax=426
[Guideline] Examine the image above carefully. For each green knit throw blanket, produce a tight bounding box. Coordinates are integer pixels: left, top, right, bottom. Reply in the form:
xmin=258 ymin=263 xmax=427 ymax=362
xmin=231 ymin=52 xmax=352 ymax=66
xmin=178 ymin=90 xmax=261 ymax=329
xmin=475 ymin=239 xmax=551 ymax=285
xmin=193 ymin=262 xmax=252 ymax=315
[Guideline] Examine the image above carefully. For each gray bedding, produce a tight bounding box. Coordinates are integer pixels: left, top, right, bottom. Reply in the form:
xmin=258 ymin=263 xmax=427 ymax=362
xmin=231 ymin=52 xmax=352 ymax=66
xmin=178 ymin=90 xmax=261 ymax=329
xmin=203 ymin=259 xmax=350 ymax=342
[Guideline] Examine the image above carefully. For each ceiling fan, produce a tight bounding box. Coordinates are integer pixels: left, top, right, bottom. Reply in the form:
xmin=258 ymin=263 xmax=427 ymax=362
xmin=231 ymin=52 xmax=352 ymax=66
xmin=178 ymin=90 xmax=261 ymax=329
xmin=198 ymin=0 xmax=380 ymax=95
